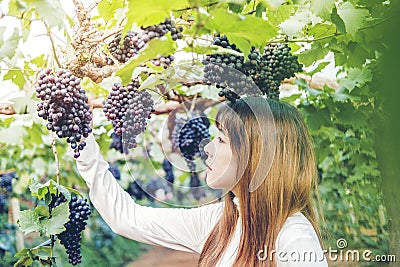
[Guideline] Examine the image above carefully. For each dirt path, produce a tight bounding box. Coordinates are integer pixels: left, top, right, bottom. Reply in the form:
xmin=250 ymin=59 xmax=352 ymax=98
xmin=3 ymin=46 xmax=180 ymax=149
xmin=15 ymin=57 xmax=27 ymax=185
xmin=126 ymin=246 xmax=199 ymax=267
xmin=126 ymin=246 xmax=381 ymax=267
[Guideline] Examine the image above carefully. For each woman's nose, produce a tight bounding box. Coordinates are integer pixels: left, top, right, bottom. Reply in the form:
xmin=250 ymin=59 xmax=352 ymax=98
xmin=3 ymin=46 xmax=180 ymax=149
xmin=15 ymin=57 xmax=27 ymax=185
xmin=203 ymin=139 xmax=214 ymax=157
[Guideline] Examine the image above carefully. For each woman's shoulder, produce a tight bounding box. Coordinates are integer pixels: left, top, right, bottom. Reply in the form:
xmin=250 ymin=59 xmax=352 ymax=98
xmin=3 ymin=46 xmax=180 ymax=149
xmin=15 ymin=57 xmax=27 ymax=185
xmin=275 ymin=211 xmax=321 ymax=250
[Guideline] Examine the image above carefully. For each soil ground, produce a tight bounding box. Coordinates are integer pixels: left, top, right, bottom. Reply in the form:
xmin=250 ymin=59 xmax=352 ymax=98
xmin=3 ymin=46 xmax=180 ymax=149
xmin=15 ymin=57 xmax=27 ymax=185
xmin=126 ymin=246 xmax=385 ymax=267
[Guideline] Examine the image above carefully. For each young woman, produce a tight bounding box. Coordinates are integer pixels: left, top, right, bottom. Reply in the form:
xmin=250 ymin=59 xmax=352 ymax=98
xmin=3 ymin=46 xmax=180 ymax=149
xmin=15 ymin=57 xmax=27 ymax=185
xmin=70 ymin=96 xmax=328 ymax=266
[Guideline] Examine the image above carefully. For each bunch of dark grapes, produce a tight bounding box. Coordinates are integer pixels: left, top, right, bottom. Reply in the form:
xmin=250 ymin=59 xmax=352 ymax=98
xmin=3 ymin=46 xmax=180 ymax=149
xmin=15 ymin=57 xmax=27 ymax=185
xmin=254 ymin=43 xmax=303 ymax=99
xmin=144 ymin=178 xmax=171 ymax=202
xmin=127 ymin=180 xmax=146 ymax=200
xmin=162 ymin=159 xmax=175 ymax=186
xmin=108 ymin=18 xmax=182 ymax=63
xmin=0 ymin=194 xmax=6 ymax=213
xmin=49 ymin=194 xmax=91 ymax=265
xmin=108 ymin=164 xmax=121 ymax=180
xmin=0 ymin=172 xmax=14 ymax=193
xmin=190 ymin=173 xmax=205 ymax=200
xmin=103 ymin=80 xmax=154 ymax=152
xmin=109 ymin=132 xmax=125 ymax=153
xmin=171 ymin=114 xmax=210 ymax=173
xmin=202 ymin=36 xmax=303 ymax=100
xmin=202 ymin=36 xmax=260 ymax=101
xmin=35 ymin=68 xmax=92 ymax=158
xmin=108 ymin=31 xmax=137 ymax=63
xmin=150 ymin=55 xmax=175 ymax=69
xmin=0 ymin=172 xmax=15 ymax=213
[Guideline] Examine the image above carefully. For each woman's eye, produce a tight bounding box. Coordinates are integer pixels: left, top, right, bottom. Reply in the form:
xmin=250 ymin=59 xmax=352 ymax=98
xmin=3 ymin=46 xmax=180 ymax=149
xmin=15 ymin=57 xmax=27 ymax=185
xmin=218 ymin=137 xmax=224 ymax=143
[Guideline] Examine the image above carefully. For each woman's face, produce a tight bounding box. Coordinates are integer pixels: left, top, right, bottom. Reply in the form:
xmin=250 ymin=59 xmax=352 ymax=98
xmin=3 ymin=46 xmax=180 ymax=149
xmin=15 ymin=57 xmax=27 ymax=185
xmin=203 ymin=127 xmax=238 ymax=190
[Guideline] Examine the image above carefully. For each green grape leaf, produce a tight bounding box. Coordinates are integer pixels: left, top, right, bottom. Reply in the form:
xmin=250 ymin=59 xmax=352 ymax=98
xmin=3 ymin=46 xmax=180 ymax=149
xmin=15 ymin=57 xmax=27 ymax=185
xmin=41 ymin=202 xmax=69 ymax=236
xmin=205 ymin=9 xmax=277 ymax=55
xmin=81 ymin=77 xmax=109 ymax=98
xmin=97 ymin=0 xmax=124 ymax=21
xmin=124 ymin=0 xmax=189 ymax=35
xmin=3 ymin=69 xmax=26 ymax=89
xmin=228 ymin=3 xmax=243 ymax=13
xmin=28 ymin=179 xmax=72 ymax=201
xmin=14 ymin=248 xmax=31 ymax=258
xmin=30 ymin=54 xmax=46 ymax=67
xmin=266 ymin=0 xmax=285 ymax=9
xmin=18 ymin=210 xmax=42 ymax=235
xmin=331 ymin=7 xmax=346 ymax=34
xmin=307 ymin=61 xmax=330 ymax=76
xmin=26 ymin=0 xmax=66 ymax=28
xmin=297 ymin=42 xmax=329 ymax=67
xmin=255 ymin=2 xmax=266 ymax=18
xmin=308 ymin=23 xmax=336 ymax=39
xmin=337 ymin=2 xmax=369 ymax=37
xmin=266 ymin=4 xmax=295 ymax=26
xmin=280 ymin=93 xmax=302 ymax=104
xmin=339 ymin=67 xmax=372 ymax=92
xmin=34 ymin=206 xmax=50 ymax=218
xmin=116 ymin=36 xmax=177 ymax=85
xmin=14 ymin=256 xmax=34 ymax=267
xmin=8 ymin=0 xmax=29 ymax=17
xmin=0 ymin=27 xmax=19 ymax=60
xmin=310 ymin=0 xmax=335 ymax=18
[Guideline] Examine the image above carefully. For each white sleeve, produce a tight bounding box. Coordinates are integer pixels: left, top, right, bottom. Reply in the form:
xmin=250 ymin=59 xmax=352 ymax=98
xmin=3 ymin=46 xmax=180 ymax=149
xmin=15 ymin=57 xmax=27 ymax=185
xmin=275 ymin=221 xmax=328 ymax=267
xmin=69 ymin=134 xmax=224 ymax=253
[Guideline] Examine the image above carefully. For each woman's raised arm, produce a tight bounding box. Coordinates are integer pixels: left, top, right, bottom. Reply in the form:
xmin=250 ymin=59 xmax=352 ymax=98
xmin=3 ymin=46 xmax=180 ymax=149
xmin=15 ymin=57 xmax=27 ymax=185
xmin=70 ymin=134 xmax=224 ymax=253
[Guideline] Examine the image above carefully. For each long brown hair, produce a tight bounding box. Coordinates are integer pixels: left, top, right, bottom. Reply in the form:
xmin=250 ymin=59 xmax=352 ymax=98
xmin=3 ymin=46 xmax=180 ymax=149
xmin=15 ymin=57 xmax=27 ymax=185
xmin=198 ymin=97 xmax=324 ymax=266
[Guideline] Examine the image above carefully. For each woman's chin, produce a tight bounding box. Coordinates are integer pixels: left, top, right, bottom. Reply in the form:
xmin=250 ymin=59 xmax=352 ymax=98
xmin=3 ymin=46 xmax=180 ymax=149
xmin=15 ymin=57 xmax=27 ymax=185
xmin=206 ymin=175 xmax=221 ymax=189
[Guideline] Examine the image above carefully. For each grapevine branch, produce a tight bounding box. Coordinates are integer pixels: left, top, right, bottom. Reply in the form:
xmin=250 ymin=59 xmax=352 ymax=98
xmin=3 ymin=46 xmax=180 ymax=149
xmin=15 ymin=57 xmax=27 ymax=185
xmin=0 ymin=73 xmax=339 ymax=116
xmin=45 ymin=22 xmax=61 ymax=68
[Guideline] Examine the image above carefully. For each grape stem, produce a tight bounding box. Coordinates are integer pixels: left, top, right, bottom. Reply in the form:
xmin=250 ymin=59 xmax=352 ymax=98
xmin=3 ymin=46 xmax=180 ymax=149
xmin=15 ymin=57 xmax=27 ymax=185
xmin=44 ymin=22 xmax=61 ymax=68
xmin=51 ymin=133 xmax=60 ymax=184
xmin=89 ymin=26 xmax=123 ymax=43
xmin=189 ymin=93 xmax=198 ymax=113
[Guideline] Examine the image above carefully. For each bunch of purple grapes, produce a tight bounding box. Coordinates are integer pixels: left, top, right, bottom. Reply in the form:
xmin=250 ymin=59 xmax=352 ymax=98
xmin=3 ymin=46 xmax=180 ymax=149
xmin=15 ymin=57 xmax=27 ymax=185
xmin=150 ymin=55 xmax=175 ymax=69
xmin=127 ymin=180 xmax=146 ymax=200
xmin=190 ymin=173 xmax=205 ymax=200
xmin=202 ymin=36 xmax=303 ymax=100
xmin=171 ymin=114 xmax=210 ymax=173
xmin=0 ymin=172 xmax=14 ymax=193
xmin=35 ymin=68 xmax=92 ymax=158
xmin=109 ymin=132 xmax=125 ymax=153
xmin=0 ymin=172 xmax=15 ymax=213
xmin=108 ymin=18 xmax=183 ymax=63
xmin=0 ymin=195 xmax=6 ymax=213
xmin=108 ymin=164 xmax=121 ymax=180
xmin=49 ymin=194 xmax=91 ymax=265
xmin=162 ymin=159 xmax=175 ymax=187
xmin=202 ymin=36 xmax=260 ymax=101
xmin=103 ymin=80 xmax=154 ymax=152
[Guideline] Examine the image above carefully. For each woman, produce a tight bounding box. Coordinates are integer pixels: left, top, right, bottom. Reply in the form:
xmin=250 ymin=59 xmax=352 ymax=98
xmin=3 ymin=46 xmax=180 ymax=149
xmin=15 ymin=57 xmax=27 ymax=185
xmin=70 ymin=97 xmax=328 ymax=266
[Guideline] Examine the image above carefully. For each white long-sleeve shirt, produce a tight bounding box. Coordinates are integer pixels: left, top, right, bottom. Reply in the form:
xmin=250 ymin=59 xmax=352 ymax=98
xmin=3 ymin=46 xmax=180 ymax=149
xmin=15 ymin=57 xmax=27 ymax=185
xmin=70 ymin=134 xmax=328 ymax=266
